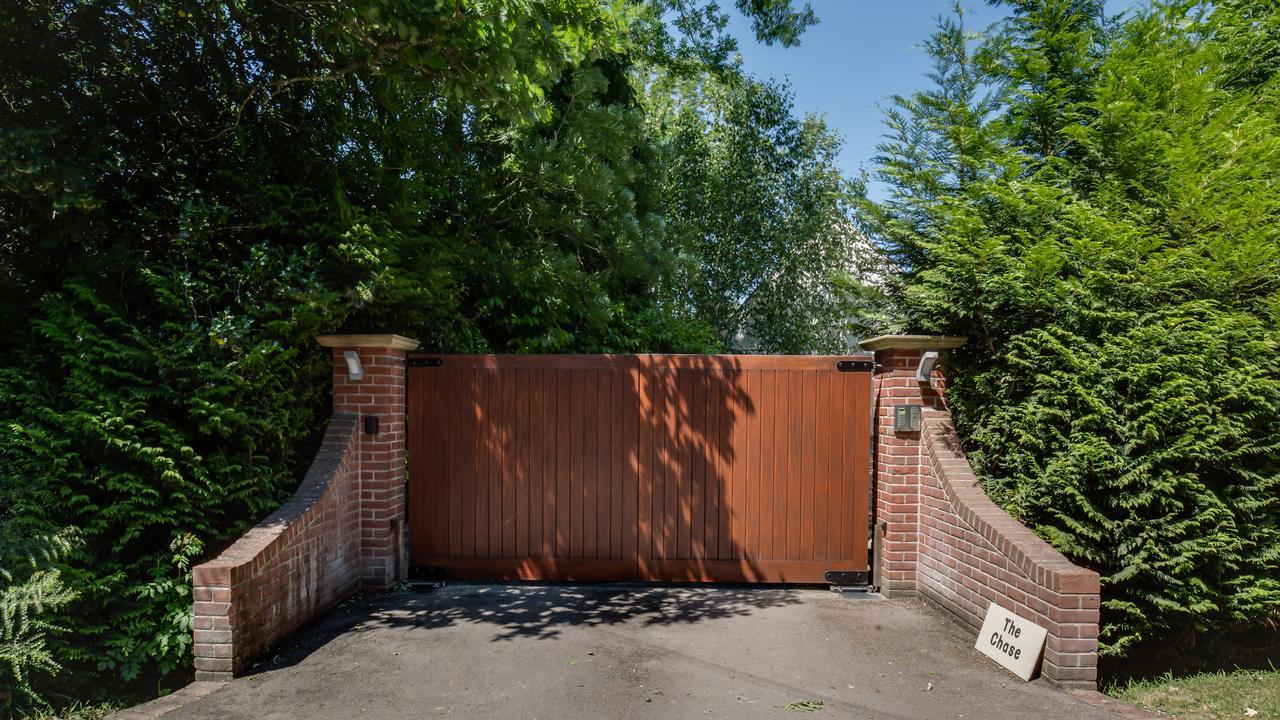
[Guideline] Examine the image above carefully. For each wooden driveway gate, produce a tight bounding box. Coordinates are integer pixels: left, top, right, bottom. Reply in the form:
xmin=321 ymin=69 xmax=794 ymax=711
xmin=406 ymin=355 xmax=872 ymax=583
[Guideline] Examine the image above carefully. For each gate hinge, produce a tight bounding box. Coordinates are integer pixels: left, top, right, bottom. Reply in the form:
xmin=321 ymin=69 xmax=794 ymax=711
xmin=836 ymin=360 xmax=875 ymax=372
xmin=825 ymin=570 xmax=871 ymax=586
xmin=408 ymin=357 xmax=443 ymax=368
xmin=409 ymin=565 xmax=451 ymax=581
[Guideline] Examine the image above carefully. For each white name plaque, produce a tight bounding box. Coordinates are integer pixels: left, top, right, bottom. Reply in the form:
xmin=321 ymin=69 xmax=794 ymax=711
xmin=975 ymin=603 xmax=1048 ymax=681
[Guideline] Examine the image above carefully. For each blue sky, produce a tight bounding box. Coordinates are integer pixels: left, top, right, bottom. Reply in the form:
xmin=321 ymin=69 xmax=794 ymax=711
xmin=724 ymin=1 xmax=1139 ymax=199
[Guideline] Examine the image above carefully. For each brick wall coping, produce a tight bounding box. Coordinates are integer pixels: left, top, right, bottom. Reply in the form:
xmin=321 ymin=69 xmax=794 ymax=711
xmin=315 ymin=333 xmax=419 ymax=350
xmin=921 ymin=408 xmax=1100 ymax=595
xmin=859 ymin=334 xmax=969 ymax=351
xmin=192 ymin=414 xmax=359 ymax=588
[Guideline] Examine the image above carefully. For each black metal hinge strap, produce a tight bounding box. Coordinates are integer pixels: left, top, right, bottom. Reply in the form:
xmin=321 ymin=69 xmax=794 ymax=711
xmin=825 ymin=570 xmax=871 ymax=586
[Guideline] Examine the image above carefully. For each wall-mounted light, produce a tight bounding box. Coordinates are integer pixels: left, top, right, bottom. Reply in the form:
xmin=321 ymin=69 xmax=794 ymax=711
xmin=916 ymin=351 xmax=939 ymax=383
xmin=343 ymin=350 xmax=364 ymax=381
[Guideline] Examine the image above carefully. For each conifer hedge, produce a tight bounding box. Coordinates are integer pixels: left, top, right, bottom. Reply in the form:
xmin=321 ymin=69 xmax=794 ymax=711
xmin=864 ymin=0 xmax=1280 ymax=655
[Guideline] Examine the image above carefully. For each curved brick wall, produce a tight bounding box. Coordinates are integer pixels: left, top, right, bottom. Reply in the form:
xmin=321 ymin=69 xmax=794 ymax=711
xmin=191 ymin=415 xmax=362 ymax=681
xmin=918 ymin=409 xmax=1100 ymax=688
xmin=191 ymin=335 xmax=413 ymax=682
xmin=863 ymin=337 xmax=1101 ymax=689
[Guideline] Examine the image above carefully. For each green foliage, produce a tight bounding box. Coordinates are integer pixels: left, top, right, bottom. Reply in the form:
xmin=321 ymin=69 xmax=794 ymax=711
xmin=0 ymin=531 xmax=77 ymax=715
xmin=632 ymin=0 xmax=816 ymax=75
xmin=16 ymin=702 xmax=117 ymax=720
xmin=0 ymin=0 xmax=856 ymax=712
xmin=649 ymin=71 xmax=866 ymax=352
xmin=863 ymin=1 xmax=1280 ymax=655
xmin=969 ymin=310 xmax=1280 ymax=655
xmin=0 ymin=266 xmax=334 ymax=698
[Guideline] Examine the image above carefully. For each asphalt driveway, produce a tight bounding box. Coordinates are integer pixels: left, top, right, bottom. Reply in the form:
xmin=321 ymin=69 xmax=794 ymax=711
xmin=161 ymin=583 xmax=1115 ymax=720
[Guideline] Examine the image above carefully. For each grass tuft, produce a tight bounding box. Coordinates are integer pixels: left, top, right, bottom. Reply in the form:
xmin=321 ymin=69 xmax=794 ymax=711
xmin=1111 ymin=668 xmax=1280 ymax=720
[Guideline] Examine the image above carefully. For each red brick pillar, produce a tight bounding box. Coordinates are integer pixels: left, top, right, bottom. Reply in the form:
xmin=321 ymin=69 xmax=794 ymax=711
xmin=859 ymin=335 xmax=966 ymax=596
xmin=316 ymin=334 xmax=418 ymax=588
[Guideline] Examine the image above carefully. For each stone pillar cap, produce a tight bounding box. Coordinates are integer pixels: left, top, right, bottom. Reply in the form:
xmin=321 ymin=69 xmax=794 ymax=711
xmin=858 ymin=335 xmax=967 ymax=352
xmin=315 ymin=334 xmax=420 ymax=350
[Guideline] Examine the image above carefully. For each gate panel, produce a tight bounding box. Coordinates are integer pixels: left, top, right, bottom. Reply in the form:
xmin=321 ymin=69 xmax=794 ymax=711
xmin=408 ymin=355 xmax=871 ymax=583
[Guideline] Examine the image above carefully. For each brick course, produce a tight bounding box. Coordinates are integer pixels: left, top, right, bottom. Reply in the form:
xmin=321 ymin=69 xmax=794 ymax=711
xmin=863 ymin=337 xmax=1100 ymax=689
xmin=190 ymin=414 xmax=361 ymax=681
xmin=190 ymin=335 xmax=414 ymax=681
xmin=327 ymin=342 xmax=411 ymax=588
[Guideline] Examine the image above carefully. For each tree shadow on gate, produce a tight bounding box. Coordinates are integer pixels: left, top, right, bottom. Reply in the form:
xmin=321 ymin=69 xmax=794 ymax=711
xmin=412 ymin=355 xmax=792 ymax=583
xmin=639 ymin=357 xmax=763 ymax=581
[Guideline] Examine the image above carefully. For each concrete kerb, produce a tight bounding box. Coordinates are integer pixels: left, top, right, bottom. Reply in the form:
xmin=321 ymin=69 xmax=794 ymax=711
xmin=108 ymin=682 xmax=224 ymax=720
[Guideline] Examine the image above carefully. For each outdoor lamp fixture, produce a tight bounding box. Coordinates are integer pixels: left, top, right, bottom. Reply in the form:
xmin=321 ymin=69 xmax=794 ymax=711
xmin=916 ymin=351 xmax=939 ymax=383
xmin=343 ymin=350 xmax=364 ymax=381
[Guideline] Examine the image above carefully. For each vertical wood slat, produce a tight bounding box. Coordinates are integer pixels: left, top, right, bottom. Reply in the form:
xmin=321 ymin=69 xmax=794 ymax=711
xmin=800 ymin=372 xmax=816 ymax=562
xmin=612 ymin=370 xmax=626 ymax=560
xmin=525 ymin=371 xmax=539 ymax=558
xmin=515 ymin=371 xmax=529 ymax=559
xmin=598 ymin=370 xmax=611 ymax=559
xmin=541 ymin=370 xmax=556 ymax=558
xmin=707 ymin=372 xmax=721 ymax=560
xmin=623 ymin=367 xmax=639 ymax=566
xmin=487 ymin=371 xmax=501 ymax=558
xmin=475 ymin=371 xmax=489 ymax=558
xmin=432 ymin=368 xmax=449 ymax=557
xmin=757 ymin=370 xmax=774 ymax=561
xmin=638 ymin=366 xmax=653 ymax=563
xmin=773 ymin=368 xmax=793 ymax=561
xmin=744 ymin=370 xmax=760 ymax=561
xmin=474 ymin=372 xmax=486 ymax=558
xmin=726 ymin=370 xmax=742 ymax=560
xmin=839 ymin=370 xmax=853 ymax=565
xmin=556 ymin=372 xmax=571 ymax=558
xmin=666 ymin=369 xmax=676 ymax=560
xmin=471 ymin=372 xmax=483 ymax=559
xmin=407 ymin=355 xmax=871 ymax=583
xmin=689 ymin=370 xmax=704 ymax=560
xmin=461 ymin=370 xmax=477 ymax=558
xmin=655 ymin=368 xmax=669 ymax=560
xmin=448 ymin=370 xmax=463 ymax=557
xmin=502 ymin=371 xmax=516 ymax=558
xmin=817 ymin=371 xmax=833 ymax=561
xmin=580 ymin=372 xmax=595 ymax=559
xmin=850 ymin=370 xmax=872 ymax=565
xmin=570 ymin=372 xmax=584 ymax=559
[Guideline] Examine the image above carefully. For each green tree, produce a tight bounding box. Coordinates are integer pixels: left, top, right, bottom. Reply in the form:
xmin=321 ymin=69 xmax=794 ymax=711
xmin=0 ymin=0 xmax=650 ymax=703
xmin=651 ymin=72 xmax=866 ymax=352
xmin=984 ymin=0 xmax=1108 ymax=162
xmin=0 ymin=0 xmax=827 ymax=709
xmin=862 ymin=1 xmax=1280 ymax=657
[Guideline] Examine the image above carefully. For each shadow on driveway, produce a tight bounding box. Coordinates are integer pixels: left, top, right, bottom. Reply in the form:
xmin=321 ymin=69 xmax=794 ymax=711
xmin=171 ymin=584 xmax=1114 ymax=720
xmin=243 ymin=583 xmax=806 ymax=675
